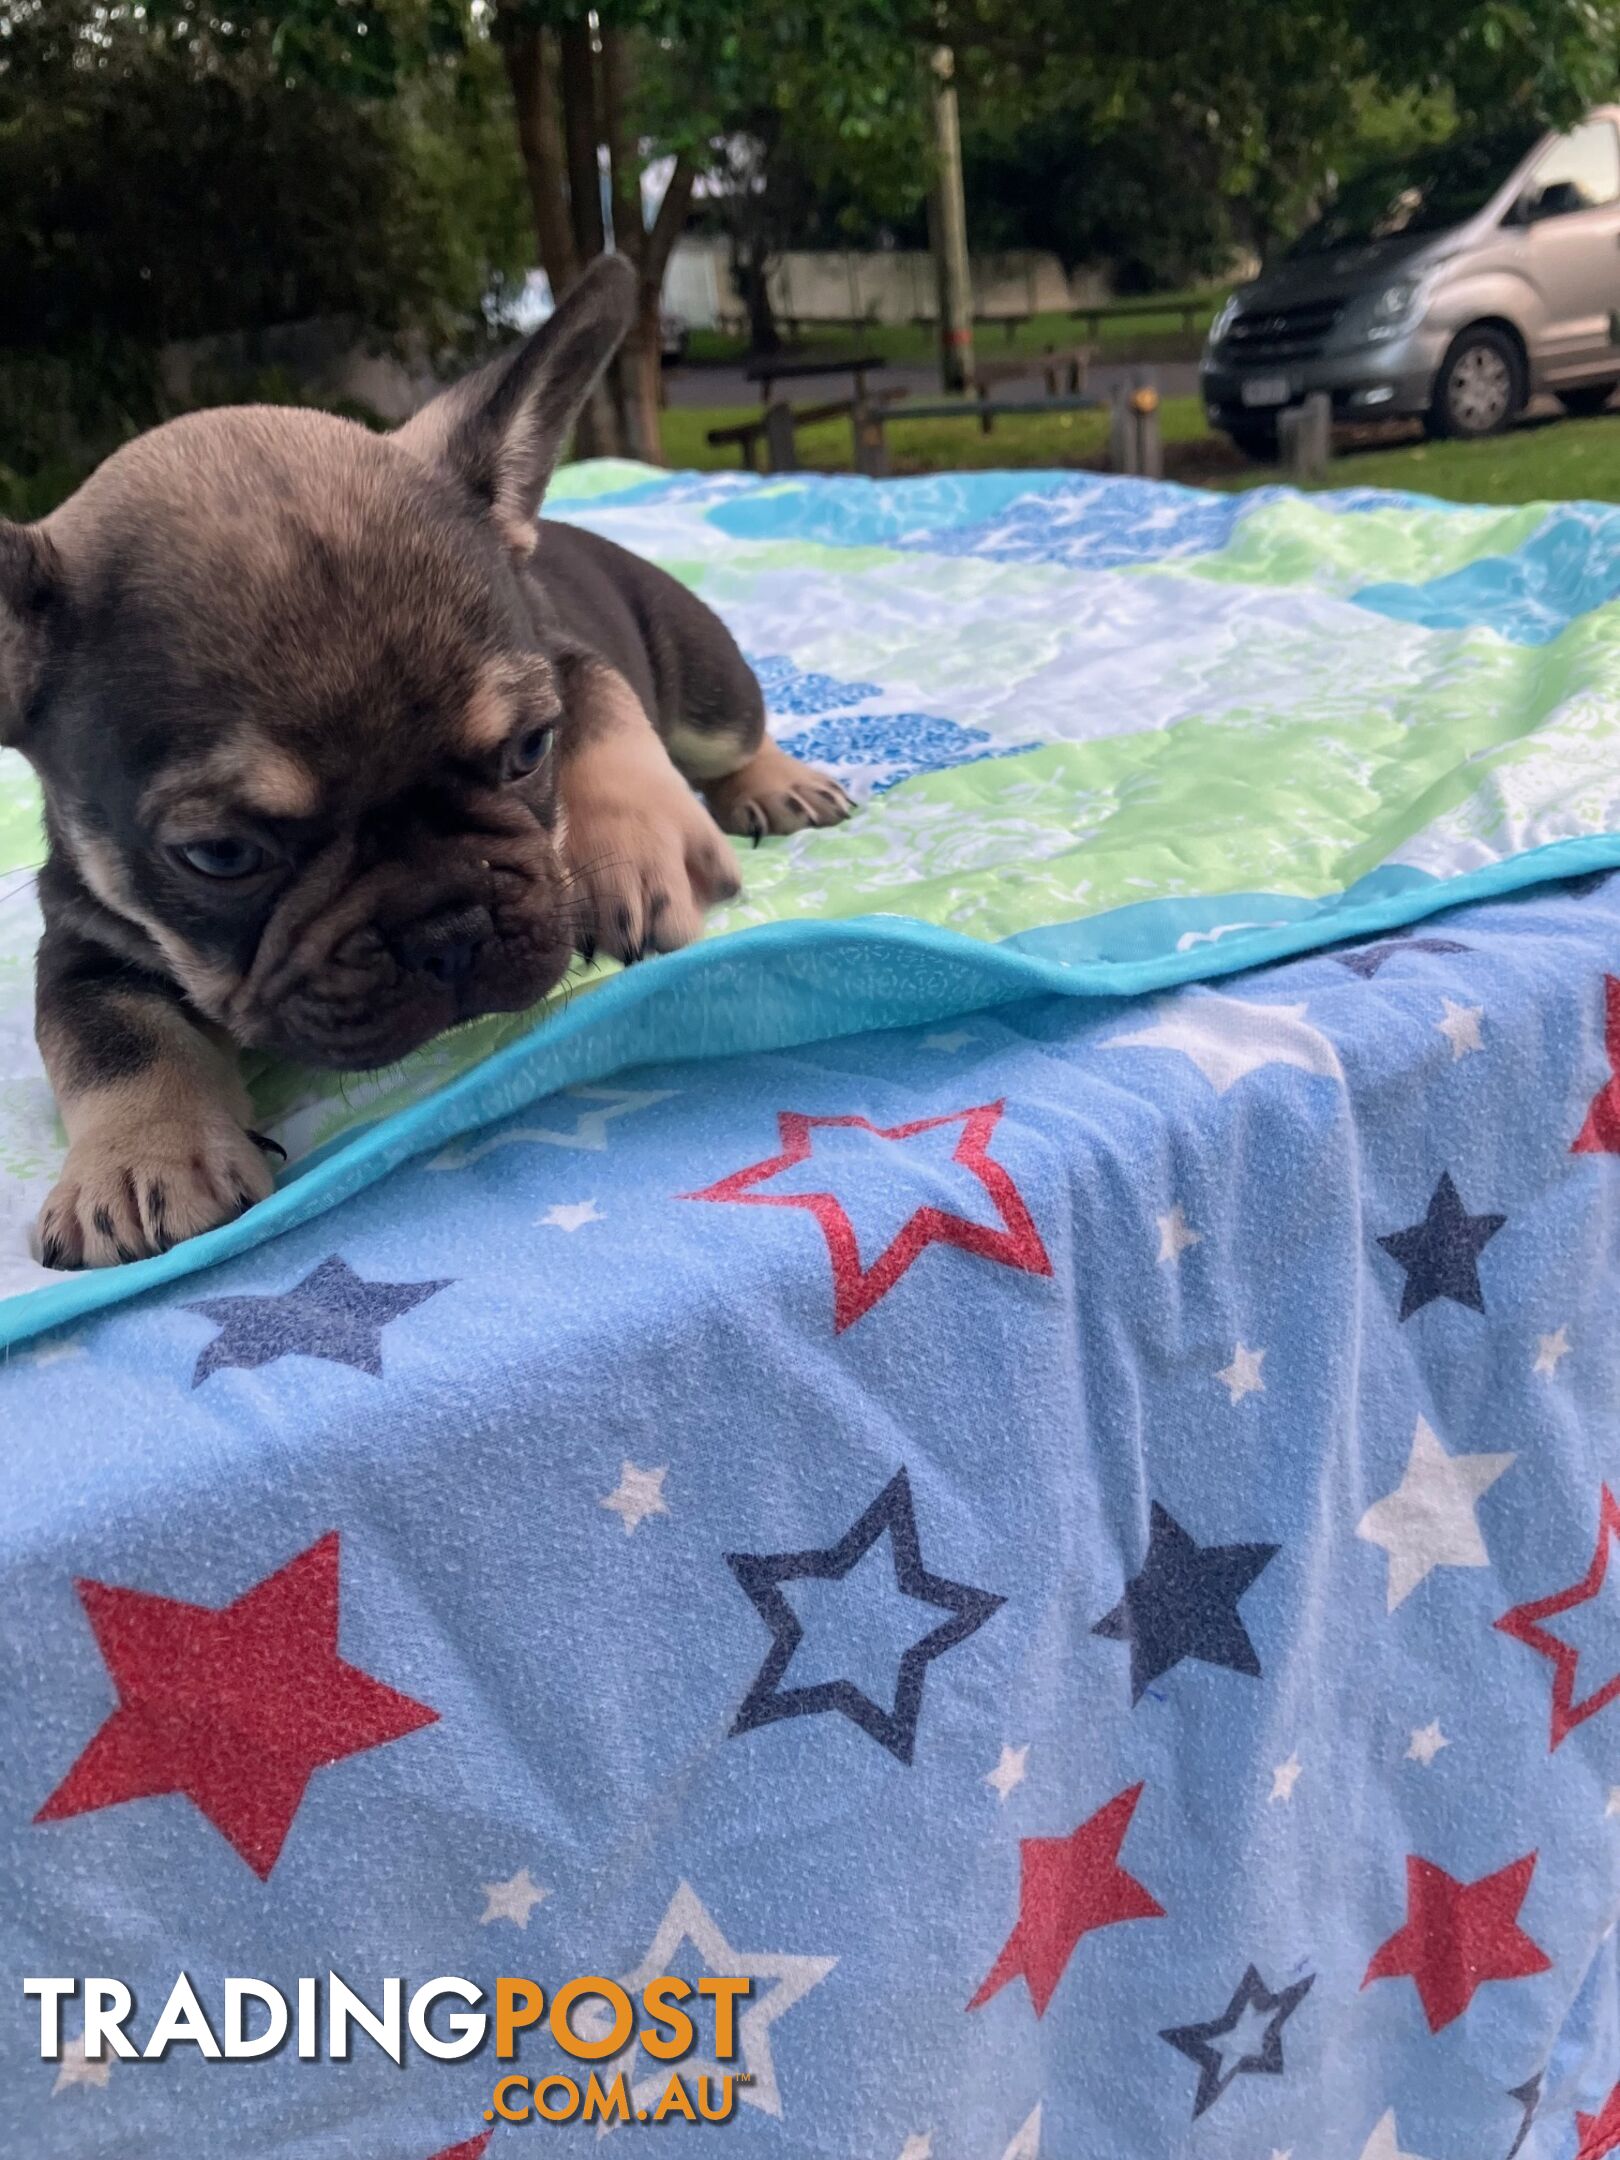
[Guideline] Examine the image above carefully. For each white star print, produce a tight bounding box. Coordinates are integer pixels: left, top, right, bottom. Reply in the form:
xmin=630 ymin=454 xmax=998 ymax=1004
xmin=1107 ymin=994 xmax=1343 ymax=1096
xmin=584 ymin=1880 xmax=835 ymax=2121
xmin=1607 ymin=1786 xmax=1620 ymax=1819
xmin=1406 ymin=1722 xmax=1449 ymax=1766
xmin=1270 ymin=1753 xmax=1302 ymax=1802
xmin=1272 ymin=2150 xmax=1294 ymax=2160
xmin=1357 ymin=1416 xmax=1515 ymax=1611
xmin=1156 ymin=1204 xmax=1202 ymax=1263
xmin=1360 ymin=2109 xmax=1432 ymax=2160
xmin=52 ymin=2033 xmax=110 ymax=2095
xmin=21 ymin=1336 xmax=83 ymax=1369
xmin=1435 ymin=999 xmax=1484 ymax=1060
xmin=897 ymin=2136 xmax=933 ymax=2160
xmin=985 ymin=1743 xmax=1029 ymax=1801
xmin=539 ymin=1199 xmax=602 ymax=1232
xmin=1217 ymin=1343 xmax=1266 ymax=1403
xmin=1000 ymin=2101 xmax=1043 ymax=2160
xmin=600 ymin=1462 xmax=669 ymax=1535
xmin=429 ymin=1085 xmax=676 ymax=1168
xmin=922 ymin=1030 xmax=973 ymax=1052
xmin=1535 ymin=1326 xmax=1571 ymax=1376
xmin=480 ymin=1866 xmax=549 ymax=1927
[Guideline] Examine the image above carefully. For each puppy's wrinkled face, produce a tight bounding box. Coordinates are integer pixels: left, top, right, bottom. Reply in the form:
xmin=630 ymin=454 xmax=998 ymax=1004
xmin=30 ymin=406 xmax=578 ymax=1069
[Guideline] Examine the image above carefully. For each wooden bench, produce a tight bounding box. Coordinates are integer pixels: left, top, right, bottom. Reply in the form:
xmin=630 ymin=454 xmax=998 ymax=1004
xmin=970 ymin=345 xmax=1093 ymax=428
xmin=854 ymin=392 xmax=1102 ymax=476
xmin=1069 ymin=295 xmax=1217 ymax=339
xmin=707 ymin=385 xmax=907 ymax=473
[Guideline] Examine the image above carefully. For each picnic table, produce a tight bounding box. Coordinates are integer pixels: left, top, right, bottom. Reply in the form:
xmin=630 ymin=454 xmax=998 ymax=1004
xmin=708 ymin=351 xmax=894 ymax=474
xmin=970 ymin=343 xmax=1092 ymax=429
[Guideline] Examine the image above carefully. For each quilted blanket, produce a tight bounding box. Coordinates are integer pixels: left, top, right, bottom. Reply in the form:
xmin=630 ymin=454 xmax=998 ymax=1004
xmin=4 ymin=463 xmax=1620 ymax=1346
xmin=2 ymin=867 xmax=1619 ymax=2159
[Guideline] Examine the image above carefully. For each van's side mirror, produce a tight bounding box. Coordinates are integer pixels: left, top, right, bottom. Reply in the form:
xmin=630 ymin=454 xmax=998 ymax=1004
xmin=1503 ymin=194 xmax=1531 ymax=227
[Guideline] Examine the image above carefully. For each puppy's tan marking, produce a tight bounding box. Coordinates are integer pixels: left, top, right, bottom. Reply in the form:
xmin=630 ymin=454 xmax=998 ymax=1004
xmin=142 ymin=741 xmax=320 ymax=823
xmin=701 ymin=739 xmax=856 ymax=841
xmin=37 ymin=999 xmax=272 ymax=1268
xmin=55 ymin=809 xmax=242 ymax=1019
xmin=562 ymin=664 xmax=741 ymax=962
xmin=461 ymin=672 xmax=517 ymax=753
xmin=666 ymin=721 xmax=758 ymax=781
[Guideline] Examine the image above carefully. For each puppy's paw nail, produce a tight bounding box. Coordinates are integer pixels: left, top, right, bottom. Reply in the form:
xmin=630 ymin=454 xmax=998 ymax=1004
xmin=248 ymin=1130 xmax=288 ymax=1163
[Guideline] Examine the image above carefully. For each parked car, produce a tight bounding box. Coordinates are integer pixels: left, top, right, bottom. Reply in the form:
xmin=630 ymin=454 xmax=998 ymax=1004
xmin=1202 ymin=112 xmax=1620 ymax=458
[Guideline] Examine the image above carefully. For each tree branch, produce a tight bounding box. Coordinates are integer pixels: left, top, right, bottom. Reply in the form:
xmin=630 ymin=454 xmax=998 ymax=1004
xmin=641 ymin=153 xmax=696 ymax=293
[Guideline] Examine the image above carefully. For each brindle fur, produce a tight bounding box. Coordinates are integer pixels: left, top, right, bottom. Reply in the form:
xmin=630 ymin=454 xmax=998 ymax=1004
xmin=0 ymin=258 xmax=852 ymax=1267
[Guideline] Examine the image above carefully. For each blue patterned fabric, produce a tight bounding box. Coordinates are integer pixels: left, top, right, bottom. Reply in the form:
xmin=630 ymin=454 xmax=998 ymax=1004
xmin=4 ymin=868 xmax=1620 ymax=2159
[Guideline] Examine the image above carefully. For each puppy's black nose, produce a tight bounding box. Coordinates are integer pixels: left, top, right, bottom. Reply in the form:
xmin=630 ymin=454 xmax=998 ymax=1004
xmin=393 ymin=903 xmax=492 ymax=984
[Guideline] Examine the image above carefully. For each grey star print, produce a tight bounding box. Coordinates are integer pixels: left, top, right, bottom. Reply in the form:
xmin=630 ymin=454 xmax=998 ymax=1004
xmin=185 ymin=1255 xmax=450 ymax=1385
xmin=1093 ymin=1502 xmax=1278 ymax=1702
xmin=1161 ymin=1963 xmax=1315 ymax=2117
xmin=726 ymin=1467 xmax=1004 ymax=1763
xmin=1335 ymin=937 xmax=1470 ymax=980
xmin=1377 ymin=1171 xmax=1505 ymax=1321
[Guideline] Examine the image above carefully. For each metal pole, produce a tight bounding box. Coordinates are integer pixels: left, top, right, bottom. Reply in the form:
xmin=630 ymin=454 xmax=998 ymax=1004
xmin=927 ymin=46 xmax=975 ymax=393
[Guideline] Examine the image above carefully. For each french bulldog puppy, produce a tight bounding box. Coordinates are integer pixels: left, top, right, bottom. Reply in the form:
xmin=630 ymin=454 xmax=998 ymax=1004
xmin=0 ymin=257 xmax=852 ymax=1269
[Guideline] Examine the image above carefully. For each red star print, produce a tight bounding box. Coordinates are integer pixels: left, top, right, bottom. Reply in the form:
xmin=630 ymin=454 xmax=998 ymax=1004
xmin=35 ymin=1532 xmax=438 ymax=1878
xmin=1362 ymin=1851 xmax=1551 ymax=2031
xmin=1574 ymin=976 xmax=1620 ymax=1154
xmin=427 ymin=2139 xmax=492 ymax=2160
xmin=1577 ymin=2081 xmax=1620 ymax=2160
xmin=1497 ymin=1486 xmax=1620 ymax=1750
xmin=684 ymin=1101 xmax=1052 ymax=1330
xmin=967 ymin=1782 xmax=1165 ymax=2018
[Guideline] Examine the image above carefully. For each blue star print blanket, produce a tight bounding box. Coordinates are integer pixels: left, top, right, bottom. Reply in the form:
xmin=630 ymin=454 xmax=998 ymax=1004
xmin=3 ymin=862 xmax=1620 ymax=2160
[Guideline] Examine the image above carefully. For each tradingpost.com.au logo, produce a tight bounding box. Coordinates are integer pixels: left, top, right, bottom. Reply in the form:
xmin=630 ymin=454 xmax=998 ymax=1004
xmin=26 ymin=1970 xmax=755 ymax=2126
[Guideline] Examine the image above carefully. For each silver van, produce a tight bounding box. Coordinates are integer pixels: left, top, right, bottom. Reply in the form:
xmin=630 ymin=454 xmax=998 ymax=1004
xmin=1201 ymin=111 xmax=1620 ymax=457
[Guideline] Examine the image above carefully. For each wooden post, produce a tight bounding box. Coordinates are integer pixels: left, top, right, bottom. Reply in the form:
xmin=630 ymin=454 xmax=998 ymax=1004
xmin=1111 ymin=375 xmax=1163 ymax=476
xmin=852 ymin=397 xmax=889 ymax=477
xmin=1281 ymin=391 xmax=1332 ymax=481
xmin=763 ymin=402 xmax=798 ymax=474
xmin=927 ymin=47 xmax=975 ymax=393
xmin=1132 ymin=376 xmax=1163 ymax=479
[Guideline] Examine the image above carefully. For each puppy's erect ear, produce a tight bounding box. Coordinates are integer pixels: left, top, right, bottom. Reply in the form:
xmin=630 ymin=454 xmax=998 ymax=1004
xmin=397 ymin=254 xmax=636 ymax=552
xmin=0 ymin=520 xmax=62 ymax=748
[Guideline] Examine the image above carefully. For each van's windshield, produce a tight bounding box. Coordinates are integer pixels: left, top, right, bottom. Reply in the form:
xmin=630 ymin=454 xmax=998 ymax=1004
xmin=1288 ymin=129 xmax=1540 ymax=256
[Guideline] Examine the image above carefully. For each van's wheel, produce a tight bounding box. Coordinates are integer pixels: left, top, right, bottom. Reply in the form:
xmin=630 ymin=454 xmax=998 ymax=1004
xmin=1426 ymin=326 xmax=1525 ymax=439
xmin=1224 ymin=420 xmax=1281 ymax=463
xmin=1557 ymin=382 xmax=1618 ymax=417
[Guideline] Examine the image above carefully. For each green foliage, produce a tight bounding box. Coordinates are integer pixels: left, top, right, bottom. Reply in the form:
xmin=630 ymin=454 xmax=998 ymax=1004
xmin=0 ymin=0 xmax=529 ymax=509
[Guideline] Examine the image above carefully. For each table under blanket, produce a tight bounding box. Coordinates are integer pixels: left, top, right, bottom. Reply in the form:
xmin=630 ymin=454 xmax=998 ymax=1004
xmin=2 ymin=866 xmax=1618 ymax=2160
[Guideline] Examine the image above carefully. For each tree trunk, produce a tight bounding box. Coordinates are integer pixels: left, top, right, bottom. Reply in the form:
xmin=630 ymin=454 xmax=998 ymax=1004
xmin=497 ymin=14 xmax=579 ymax=300
xmin=558 ymin=21 xmax=606 ymax=266
xmin=735 ymin=231 xmax=781 ymax=356
xmin=620 ymin=157 xmax=697 ymax=465
xmin=599 ymin=28 xmax=642 ymax=268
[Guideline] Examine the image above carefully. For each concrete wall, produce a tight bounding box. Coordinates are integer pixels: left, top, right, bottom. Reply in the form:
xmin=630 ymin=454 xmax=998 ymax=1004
xmin=665 ymin=238 xmax=1112 ymax=329
xmin=159 ymin=318 xmax=441 ymax=423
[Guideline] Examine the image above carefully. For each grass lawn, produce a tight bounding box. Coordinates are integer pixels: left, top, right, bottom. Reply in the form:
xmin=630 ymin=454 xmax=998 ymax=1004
xmin=661 ymin=396 xmax=1620 ymax=508
xmin=684 ymin=293 xmax=1225 ymax=370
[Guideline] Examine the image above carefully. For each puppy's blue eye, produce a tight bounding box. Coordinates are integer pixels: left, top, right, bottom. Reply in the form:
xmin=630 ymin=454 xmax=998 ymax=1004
xmin=507 ymin=724 xmax=555 ymax=778
xmin=175 ymin=838 xmax=268 ymax=879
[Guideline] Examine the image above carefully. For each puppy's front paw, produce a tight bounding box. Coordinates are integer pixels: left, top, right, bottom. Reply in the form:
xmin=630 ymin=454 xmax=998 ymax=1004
xmin=37 ymin=1118 xmax=277 ymax=1269
xmin=569 ymin=785 xmax=741 ymax=965
xmin=703 ymin=741 xmax=855 ymax=842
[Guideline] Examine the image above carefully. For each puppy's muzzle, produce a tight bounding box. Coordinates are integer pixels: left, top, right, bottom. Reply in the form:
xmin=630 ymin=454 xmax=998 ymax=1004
xmin=392 ymin=901 xmax=494 ymax=986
